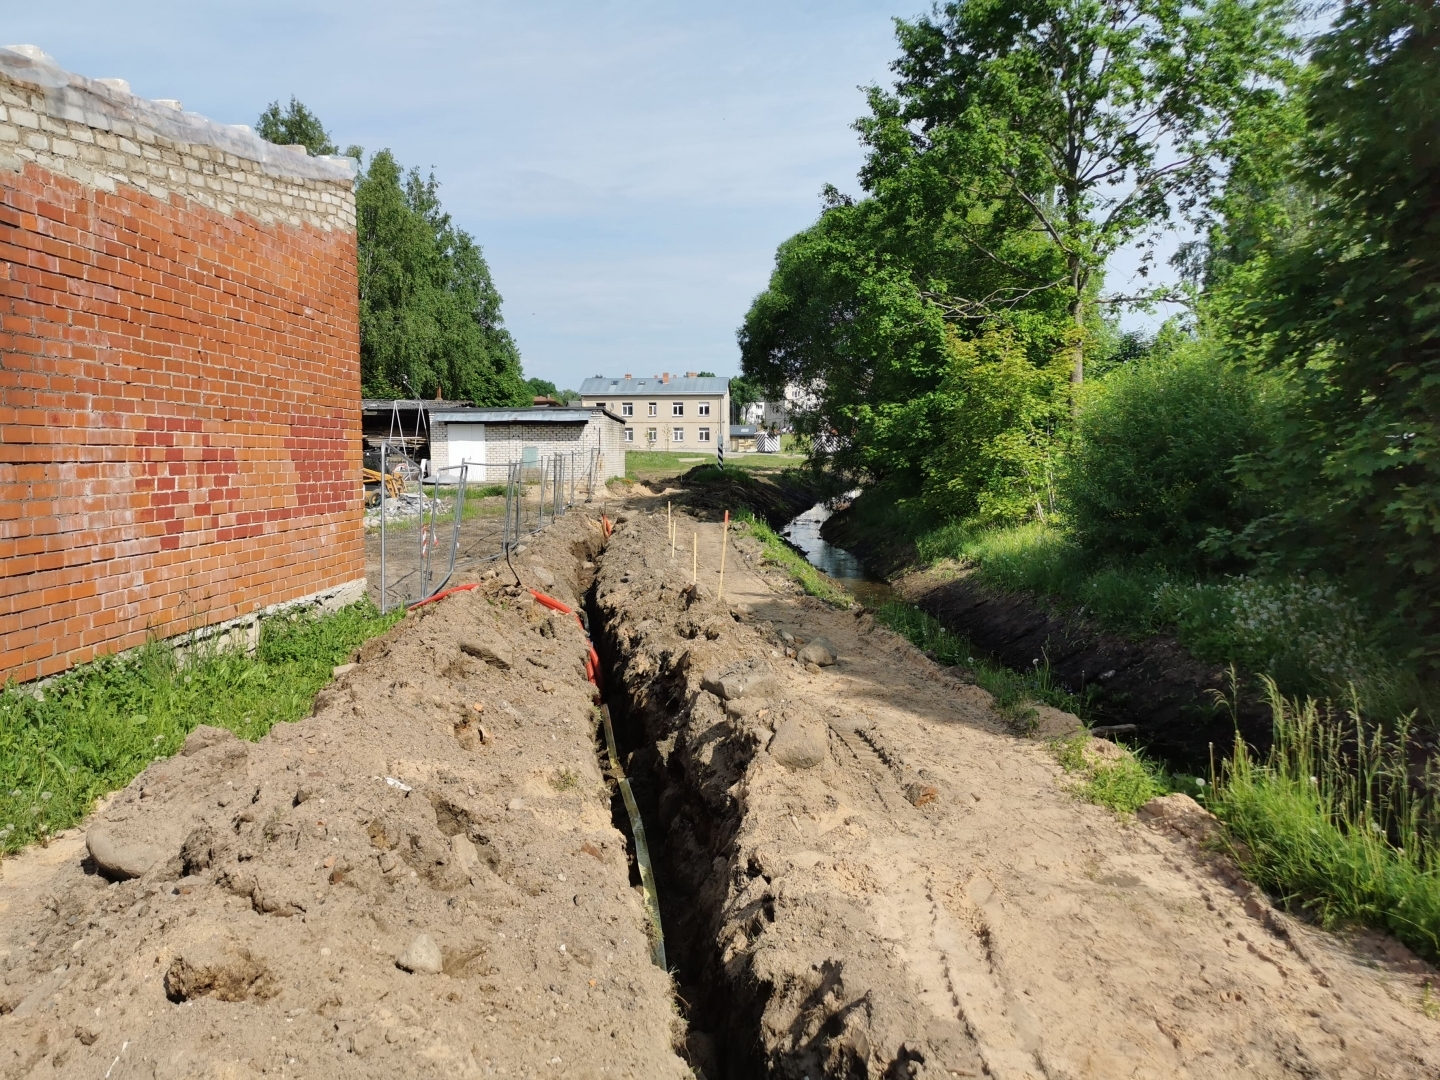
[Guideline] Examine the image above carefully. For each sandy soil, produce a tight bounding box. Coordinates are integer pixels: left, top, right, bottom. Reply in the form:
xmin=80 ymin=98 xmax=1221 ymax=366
xmin=4 ymin=492 xmax=1438 ymax=1080
xmin=0 ymin=511 xmax=690 ymax=1080
xmin=596 ymin=503 xmax=1440 ymax=1079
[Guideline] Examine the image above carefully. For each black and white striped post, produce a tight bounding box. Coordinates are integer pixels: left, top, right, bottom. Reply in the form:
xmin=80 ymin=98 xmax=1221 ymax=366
xmin=717 ymin=436 xmax=725 ymax=469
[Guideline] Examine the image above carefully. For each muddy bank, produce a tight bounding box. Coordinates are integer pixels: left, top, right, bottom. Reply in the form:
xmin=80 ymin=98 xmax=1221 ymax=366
xmin=0 ymin=512 xmax=690 ymax=1079
xmin=822 ymin=504 xmax=1270 ymax=771
xmin=898 ymin=568 xmax=1272 ymax=771
xmin=593 ymin=502 xmax=1440 ymax=1079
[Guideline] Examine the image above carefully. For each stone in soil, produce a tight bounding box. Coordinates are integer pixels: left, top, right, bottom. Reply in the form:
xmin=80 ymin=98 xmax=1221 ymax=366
xmin=396 ymin=933 xmax=443 ymax=974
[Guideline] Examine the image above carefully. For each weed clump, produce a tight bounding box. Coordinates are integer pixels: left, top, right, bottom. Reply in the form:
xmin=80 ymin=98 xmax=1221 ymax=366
xmin=1208 ymin=680 xmax=1440 ymax=962
xmin=1053 ymin=733 xmax=1168 ymax=814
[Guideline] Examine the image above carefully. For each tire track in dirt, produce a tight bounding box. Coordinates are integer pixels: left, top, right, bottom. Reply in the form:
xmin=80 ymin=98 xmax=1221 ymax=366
xmin=597 ymin=500 xmax=1440 ymax=1079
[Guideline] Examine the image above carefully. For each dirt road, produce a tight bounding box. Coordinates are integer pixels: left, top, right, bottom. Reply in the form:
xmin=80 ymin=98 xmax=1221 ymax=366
xmin=597 ymin=503 xmax=1440 ymax=1078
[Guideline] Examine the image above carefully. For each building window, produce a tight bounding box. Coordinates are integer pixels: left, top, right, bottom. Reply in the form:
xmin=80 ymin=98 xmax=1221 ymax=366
xmin=698 ymin=427 xmax=711 ymax=443
xmin=672 ymin=401 xmax=684 ymax=416
xmin=622 ymin=402 xmax=633 ymax=416
xmin=645 ymin=427 xmax=657 ymax=445
xmin=647 ymin=402 xmax=658 ymax=416
xmin=672 ymin=427 xmax=684 ymax=443
xmin=697 ymin=401 xmax=710 ymax=416
xmin=624 ymin=427 xmax=634 ymax=442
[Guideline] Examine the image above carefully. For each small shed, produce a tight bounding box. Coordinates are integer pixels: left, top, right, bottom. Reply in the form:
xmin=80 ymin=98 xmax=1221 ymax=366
xmin=729 ymin=424 xmax=758 ymax=452
xmin=428 ymin=406 xmax=626 ymax=484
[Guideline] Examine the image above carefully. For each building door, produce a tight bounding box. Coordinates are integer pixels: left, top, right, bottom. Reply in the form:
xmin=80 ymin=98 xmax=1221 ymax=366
xmin=447 ymin=423 xmax=486 ymax=481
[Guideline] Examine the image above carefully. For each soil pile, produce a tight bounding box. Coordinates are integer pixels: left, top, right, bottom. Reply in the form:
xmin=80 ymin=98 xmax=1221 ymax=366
xmin=596 ymin=504 xmax=1440 ymax=1078
xmin=0 ymin=512 xmax=690 ymax=1079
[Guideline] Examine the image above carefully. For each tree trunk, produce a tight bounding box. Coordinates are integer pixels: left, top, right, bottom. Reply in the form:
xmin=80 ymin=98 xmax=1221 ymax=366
xmin=1069 ymin=290 xmax=1085 ymax=417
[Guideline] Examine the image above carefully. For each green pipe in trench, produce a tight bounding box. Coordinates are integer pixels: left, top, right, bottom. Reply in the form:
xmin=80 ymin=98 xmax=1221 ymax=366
xmin=599 ymin=703 xmax=667 ymax=971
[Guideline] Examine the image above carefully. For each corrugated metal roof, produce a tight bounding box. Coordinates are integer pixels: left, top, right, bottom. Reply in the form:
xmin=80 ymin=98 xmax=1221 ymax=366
xmin=580 ymin=376 xmax=730 ymax=395
xmin=431 ymin=407 xmax=621 ymax=424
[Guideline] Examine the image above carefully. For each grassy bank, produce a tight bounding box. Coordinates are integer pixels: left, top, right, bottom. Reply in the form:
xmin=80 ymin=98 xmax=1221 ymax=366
xmin=833 ymin=484 xmax=1422 ymax=724
xmin=871 ymin=599 xmax=1092 ymax=723
xmin=0 ymin=600 xmax=400 ymax=855
xmin=734 ymin=512 xmax=852 ymax=609
xmin=625 ymin=450 xmax=806 ymax=482
xmin=840 ymin=489 xmax=1440 ymax=960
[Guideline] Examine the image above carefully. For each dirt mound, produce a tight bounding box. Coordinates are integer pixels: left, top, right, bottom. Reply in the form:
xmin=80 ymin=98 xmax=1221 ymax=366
xmin=596 ymin=502 xmax=1440 ymax=1079
xmin=0 ymin=512 xmax=690 ymax=1079
xmin=675 ymin=465 xmax=832 ymax=528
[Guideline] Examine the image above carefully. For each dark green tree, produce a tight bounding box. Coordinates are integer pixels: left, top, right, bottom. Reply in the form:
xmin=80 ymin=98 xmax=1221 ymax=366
xmin=864 ymin=0 xmax=1297 ymax=385
xmin=255 ymin=97 xmax=338 ymax=156
xmin=1243 ymin=0 xmax=1440 ymax=662
xmin=356 ymin=150 xmax=528 ymax=406
xmin=525 ymin=378 xmax=559 ymax=400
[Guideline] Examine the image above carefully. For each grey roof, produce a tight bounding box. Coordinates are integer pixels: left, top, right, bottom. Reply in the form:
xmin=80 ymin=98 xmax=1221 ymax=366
xmin=430 ymin=407 xmax=621 ymax=425
xmin=580 ymin=376 xmax=730 ymax=396
xmin=730 ymin=425 xmax=758 ymax=436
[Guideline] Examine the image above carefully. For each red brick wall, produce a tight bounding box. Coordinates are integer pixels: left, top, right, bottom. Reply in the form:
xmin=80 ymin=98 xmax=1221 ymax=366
xmin=0 ymin=161 xmax=362 ymax=684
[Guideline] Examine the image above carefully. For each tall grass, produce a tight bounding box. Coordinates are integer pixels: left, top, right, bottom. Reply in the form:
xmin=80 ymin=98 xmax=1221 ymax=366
xmin=0 ymin=600 xmax=400 ymax=854
xmin=1209 ymin=680 xmax=1440 ymax=961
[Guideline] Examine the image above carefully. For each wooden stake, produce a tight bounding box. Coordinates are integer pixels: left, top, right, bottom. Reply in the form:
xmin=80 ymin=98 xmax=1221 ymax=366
xmin=718 ymin=510 xmax=729 ymax=600
xmin=668 ymin=501 xmax=673 ymax=558
xmin=692 ymin=533 xmax=697 ymax=585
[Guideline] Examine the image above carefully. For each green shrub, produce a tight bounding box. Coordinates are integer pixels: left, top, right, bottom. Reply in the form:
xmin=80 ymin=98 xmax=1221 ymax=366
xmin=1061 ymin=340 xmax=1278 ymax=570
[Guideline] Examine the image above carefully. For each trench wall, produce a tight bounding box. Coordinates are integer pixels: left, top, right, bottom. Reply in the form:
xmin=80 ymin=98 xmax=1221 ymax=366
xmin=0 ymin=47 xmax=364 ymax=683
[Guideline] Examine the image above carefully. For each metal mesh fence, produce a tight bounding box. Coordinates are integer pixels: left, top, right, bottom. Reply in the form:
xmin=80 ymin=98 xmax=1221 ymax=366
xmin=366 ymin=442 xmax=602 ymax=613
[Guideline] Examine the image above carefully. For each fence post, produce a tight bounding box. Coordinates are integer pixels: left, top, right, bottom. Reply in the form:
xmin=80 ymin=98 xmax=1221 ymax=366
xmin=379 ymin=438 xmax=388 ymax=614
xmin=504 ymin=460 xmax=518 ymax=557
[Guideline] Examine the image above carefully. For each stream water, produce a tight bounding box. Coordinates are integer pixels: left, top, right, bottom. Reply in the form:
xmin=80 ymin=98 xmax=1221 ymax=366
xmin=780 ymin=490 xmax=896 ymax=608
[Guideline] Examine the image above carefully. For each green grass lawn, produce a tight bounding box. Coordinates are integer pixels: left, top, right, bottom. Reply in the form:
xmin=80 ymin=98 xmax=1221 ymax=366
xmin=0 ymin=600 xmax=400 ymax=855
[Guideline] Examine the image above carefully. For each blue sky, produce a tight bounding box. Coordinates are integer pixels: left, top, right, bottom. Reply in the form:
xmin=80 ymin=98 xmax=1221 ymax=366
xmin=8 ymin=1 xmax=1173 ymax=391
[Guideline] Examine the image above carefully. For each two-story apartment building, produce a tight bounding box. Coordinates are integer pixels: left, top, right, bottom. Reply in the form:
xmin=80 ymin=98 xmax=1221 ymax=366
xmin=579 ymin=373 xmax=731 ymax=451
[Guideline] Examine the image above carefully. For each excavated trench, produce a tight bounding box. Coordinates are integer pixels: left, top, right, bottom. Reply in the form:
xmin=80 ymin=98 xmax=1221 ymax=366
xmin=586 ymin=561 xmax=768 ymax=1079
xmin=580 ymin=509 xmax=986 ymax=1080
xmin=577 ymin=504 xmax=1440 ymax=1080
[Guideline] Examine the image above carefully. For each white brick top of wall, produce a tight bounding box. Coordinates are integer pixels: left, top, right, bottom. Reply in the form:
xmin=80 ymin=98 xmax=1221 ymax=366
xmin=0 ymin=45 xmax=356 ymax=232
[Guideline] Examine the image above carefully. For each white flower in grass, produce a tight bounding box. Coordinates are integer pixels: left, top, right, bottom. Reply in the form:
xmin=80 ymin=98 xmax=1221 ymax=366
xmin=40 ymin=791 xmax=51 ymax=801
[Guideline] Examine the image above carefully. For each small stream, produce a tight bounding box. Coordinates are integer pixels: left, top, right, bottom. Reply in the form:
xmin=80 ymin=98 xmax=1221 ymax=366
xmin=780 ymin=490 xmax=895 ymax=608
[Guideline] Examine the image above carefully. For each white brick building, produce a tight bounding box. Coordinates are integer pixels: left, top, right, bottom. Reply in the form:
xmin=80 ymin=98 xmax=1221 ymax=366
xmin=428 ymin=407 xmax=626 ymax=485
